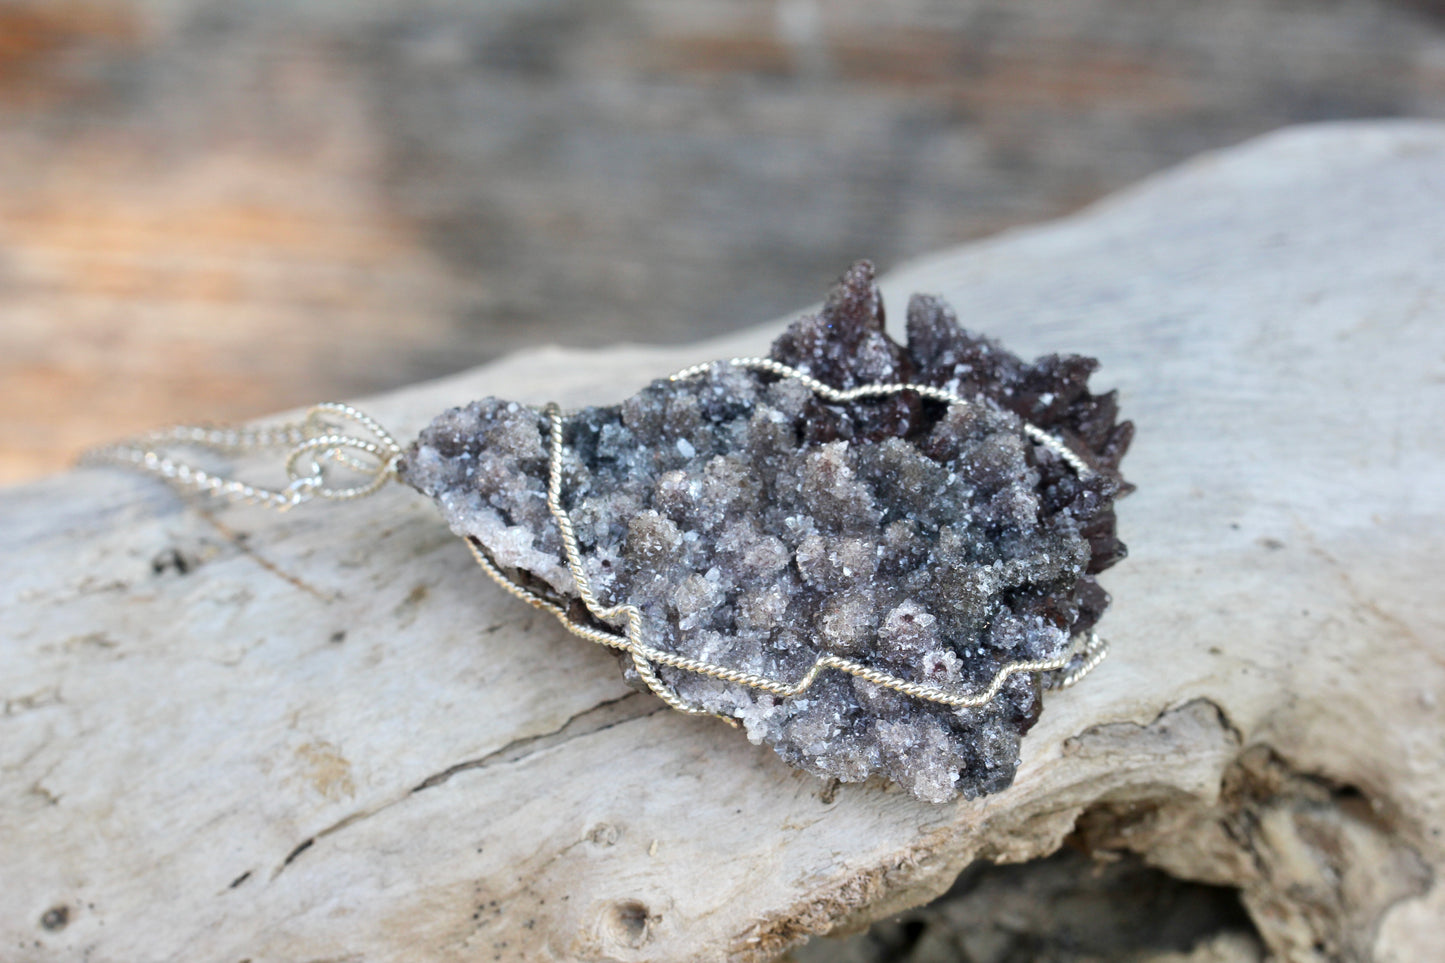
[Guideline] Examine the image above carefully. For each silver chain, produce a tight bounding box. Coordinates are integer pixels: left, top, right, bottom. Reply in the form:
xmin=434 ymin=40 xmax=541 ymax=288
xmin=80 ymin=402 xmax=404 ymax=512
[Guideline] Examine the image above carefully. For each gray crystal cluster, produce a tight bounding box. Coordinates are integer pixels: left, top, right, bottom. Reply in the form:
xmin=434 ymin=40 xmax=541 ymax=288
xmin=400 ymin=262 xmax=1131 ymax=802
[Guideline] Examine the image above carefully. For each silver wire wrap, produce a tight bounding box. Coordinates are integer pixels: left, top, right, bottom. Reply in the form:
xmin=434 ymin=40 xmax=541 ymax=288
xmin=470 ymin=356 xmax=1109 ymax=717
xmin=84 ymin=357 xmax=1109 ymax=718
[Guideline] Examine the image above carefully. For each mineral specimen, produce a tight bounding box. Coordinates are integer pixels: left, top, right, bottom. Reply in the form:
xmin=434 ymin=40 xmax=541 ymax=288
xmin=400 ymin=261 xmax=1132 ymax=802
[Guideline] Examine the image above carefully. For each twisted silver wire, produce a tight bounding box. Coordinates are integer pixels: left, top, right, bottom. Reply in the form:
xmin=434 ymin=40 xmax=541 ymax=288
xmin=668 ymin=357 xmax=1095 ymax=477
xmin=466 ymin=530 xmax=1103 ymax=712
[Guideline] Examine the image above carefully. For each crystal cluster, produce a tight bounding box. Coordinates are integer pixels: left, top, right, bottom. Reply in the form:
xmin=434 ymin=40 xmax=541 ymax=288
xmin=400 ymin=262 xmax=1131 ymax=802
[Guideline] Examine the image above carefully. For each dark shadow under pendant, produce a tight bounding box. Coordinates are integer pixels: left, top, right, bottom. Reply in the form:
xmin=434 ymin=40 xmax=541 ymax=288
xmin=400 ymin=261 xmax=1132 ymax=802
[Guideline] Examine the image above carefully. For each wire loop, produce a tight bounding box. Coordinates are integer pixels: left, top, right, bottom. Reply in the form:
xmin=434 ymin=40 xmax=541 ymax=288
xmin=82 ymin=402 xmax=403 ymax=511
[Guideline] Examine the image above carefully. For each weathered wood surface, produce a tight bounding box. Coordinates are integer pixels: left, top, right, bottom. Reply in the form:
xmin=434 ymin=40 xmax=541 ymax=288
xmin=5 ymin=0 xmax=1445 ymax=484
xmin=3 ymin=122 xmax=1444 ymax=962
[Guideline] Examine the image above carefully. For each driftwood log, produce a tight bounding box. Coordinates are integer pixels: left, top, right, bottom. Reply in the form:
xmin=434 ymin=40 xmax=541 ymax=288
xmin=3 ymin=122 xmax=1443 ymax=962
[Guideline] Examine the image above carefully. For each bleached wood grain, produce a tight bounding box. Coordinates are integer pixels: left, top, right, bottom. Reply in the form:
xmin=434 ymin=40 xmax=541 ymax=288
xmin=3 ymin=122 xmax=1443 ymax=962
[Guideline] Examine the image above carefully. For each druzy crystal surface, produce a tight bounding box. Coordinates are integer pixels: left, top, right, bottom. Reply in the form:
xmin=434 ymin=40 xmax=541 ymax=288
xmin=400 ymin=262 xmax=1132 ymax=802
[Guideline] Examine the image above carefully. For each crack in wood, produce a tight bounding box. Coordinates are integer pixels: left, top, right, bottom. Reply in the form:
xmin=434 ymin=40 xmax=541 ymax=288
xmin=411 ymin=690 xmax=662 ymax=794
xmin=198 ymin=508 xmax=337 ymax=603
xmin=270 ymin=691 xmax=662 ymax=879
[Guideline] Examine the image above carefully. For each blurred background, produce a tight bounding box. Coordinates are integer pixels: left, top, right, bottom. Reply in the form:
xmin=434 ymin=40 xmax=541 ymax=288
xmin=2 ymin=0 xmax=1443 ymax=483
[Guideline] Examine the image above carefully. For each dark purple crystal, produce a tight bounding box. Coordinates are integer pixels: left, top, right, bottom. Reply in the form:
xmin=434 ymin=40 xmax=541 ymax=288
xmin=400 ymin=262 xmax=1131 ymax=802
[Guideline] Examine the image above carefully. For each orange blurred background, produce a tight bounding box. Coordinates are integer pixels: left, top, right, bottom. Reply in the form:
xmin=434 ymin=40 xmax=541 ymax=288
xmin=3 ymin=0 xmax=1443 ymax=483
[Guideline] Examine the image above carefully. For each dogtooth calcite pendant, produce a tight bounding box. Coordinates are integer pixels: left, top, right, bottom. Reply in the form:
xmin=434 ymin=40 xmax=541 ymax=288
xmin=399 ymin=261 xmax=1131 ymax=803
